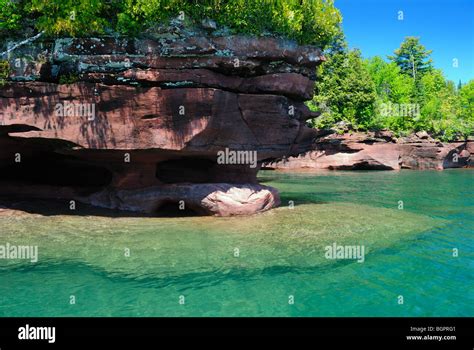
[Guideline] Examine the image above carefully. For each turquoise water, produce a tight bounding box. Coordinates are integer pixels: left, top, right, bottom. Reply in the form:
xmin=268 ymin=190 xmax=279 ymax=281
xmin=0 ymin=170 xmax=473 ymax=316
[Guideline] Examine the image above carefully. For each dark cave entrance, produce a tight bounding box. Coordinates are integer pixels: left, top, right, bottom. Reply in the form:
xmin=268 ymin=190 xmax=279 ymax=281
xmin=0 ymin=153 xmax=113 ymax=188
xmin=156 ymin=158 xmax=216 ymax=184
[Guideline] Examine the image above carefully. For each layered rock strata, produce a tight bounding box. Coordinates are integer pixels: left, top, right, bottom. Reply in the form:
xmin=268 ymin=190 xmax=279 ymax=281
xmin=0 ymin=33 xmax=323 ymax=215
xmin=263 ymin=131 xmax=474 ymax=171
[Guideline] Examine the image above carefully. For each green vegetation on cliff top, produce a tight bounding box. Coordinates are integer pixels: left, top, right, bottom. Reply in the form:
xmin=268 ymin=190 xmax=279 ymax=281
xmin=0 ymin=0 xmax=341 ymax=47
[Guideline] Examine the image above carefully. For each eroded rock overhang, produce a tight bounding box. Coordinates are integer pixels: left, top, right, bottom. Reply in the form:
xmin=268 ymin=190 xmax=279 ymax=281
xmin=0 ymin=34 xmax=323 ymax=216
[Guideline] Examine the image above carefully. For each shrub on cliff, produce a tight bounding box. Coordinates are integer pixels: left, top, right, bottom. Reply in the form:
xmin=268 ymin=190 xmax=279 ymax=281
xmin=0 ymin=0 xmax=23 ymax=32
xmin=0 ymin=59 xmax=9 ymax=86
xmin=0 ymin=0 xmax=341 ymax=48
xmin=24 ymin=0 xmax=108 ymax=37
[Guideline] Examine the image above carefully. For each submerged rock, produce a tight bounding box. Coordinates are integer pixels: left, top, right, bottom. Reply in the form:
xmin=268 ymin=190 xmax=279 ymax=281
xmin=82 ymin=183 xmax=280 ymax=216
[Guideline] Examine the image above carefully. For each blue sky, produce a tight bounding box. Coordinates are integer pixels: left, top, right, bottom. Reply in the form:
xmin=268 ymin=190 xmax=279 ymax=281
xmin=335 ymin=0 xmax=474 ymax=83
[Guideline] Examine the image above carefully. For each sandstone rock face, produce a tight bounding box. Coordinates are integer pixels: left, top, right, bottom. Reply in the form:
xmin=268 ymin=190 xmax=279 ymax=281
xmin=264 ymin=132 xmax=473 ymax=171
xmin=0 ymin=82 xmax=313 ymax=155
xmin=0 ymin=33 xmax=321 ymax=216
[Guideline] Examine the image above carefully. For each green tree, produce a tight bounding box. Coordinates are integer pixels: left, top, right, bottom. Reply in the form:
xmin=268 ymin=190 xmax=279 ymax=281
xmin=388 ymin=37 xmax=433 ymax=80
xmin=310 ymin=46 xmax=376 ymax=130
xmin=459 ymin=80 xmax=474 ymax=119
xmin=458 ymin=79 xmax=474 ymax=137
xmin=365 ymin=56 xmax=415 ymax=131
xmin=366 ymin=56 xmax=414 ymax=103
xmin=415 ymin=70 xmax=473 ymax=140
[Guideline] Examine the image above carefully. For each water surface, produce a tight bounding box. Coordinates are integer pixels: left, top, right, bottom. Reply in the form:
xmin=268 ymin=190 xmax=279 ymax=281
xmin=0 ymin=170 xmax=472 ymax=316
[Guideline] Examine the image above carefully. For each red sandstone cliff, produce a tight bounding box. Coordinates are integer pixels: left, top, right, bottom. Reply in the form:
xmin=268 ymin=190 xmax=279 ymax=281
xmin=0 ymin=28 xmax=323 ymax=216
xmin=263 ymin=131 xmax=474 ymax=171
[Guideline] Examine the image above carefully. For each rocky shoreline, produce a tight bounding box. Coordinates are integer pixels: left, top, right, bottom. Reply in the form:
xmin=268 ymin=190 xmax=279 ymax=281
xmin=263 ymin=131 xmax=474 ymax=171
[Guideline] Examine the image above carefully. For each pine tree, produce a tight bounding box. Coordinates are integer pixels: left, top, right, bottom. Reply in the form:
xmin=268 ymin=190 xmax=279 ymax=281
xmin=388 ymin=37 xmax=433 ymax=80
